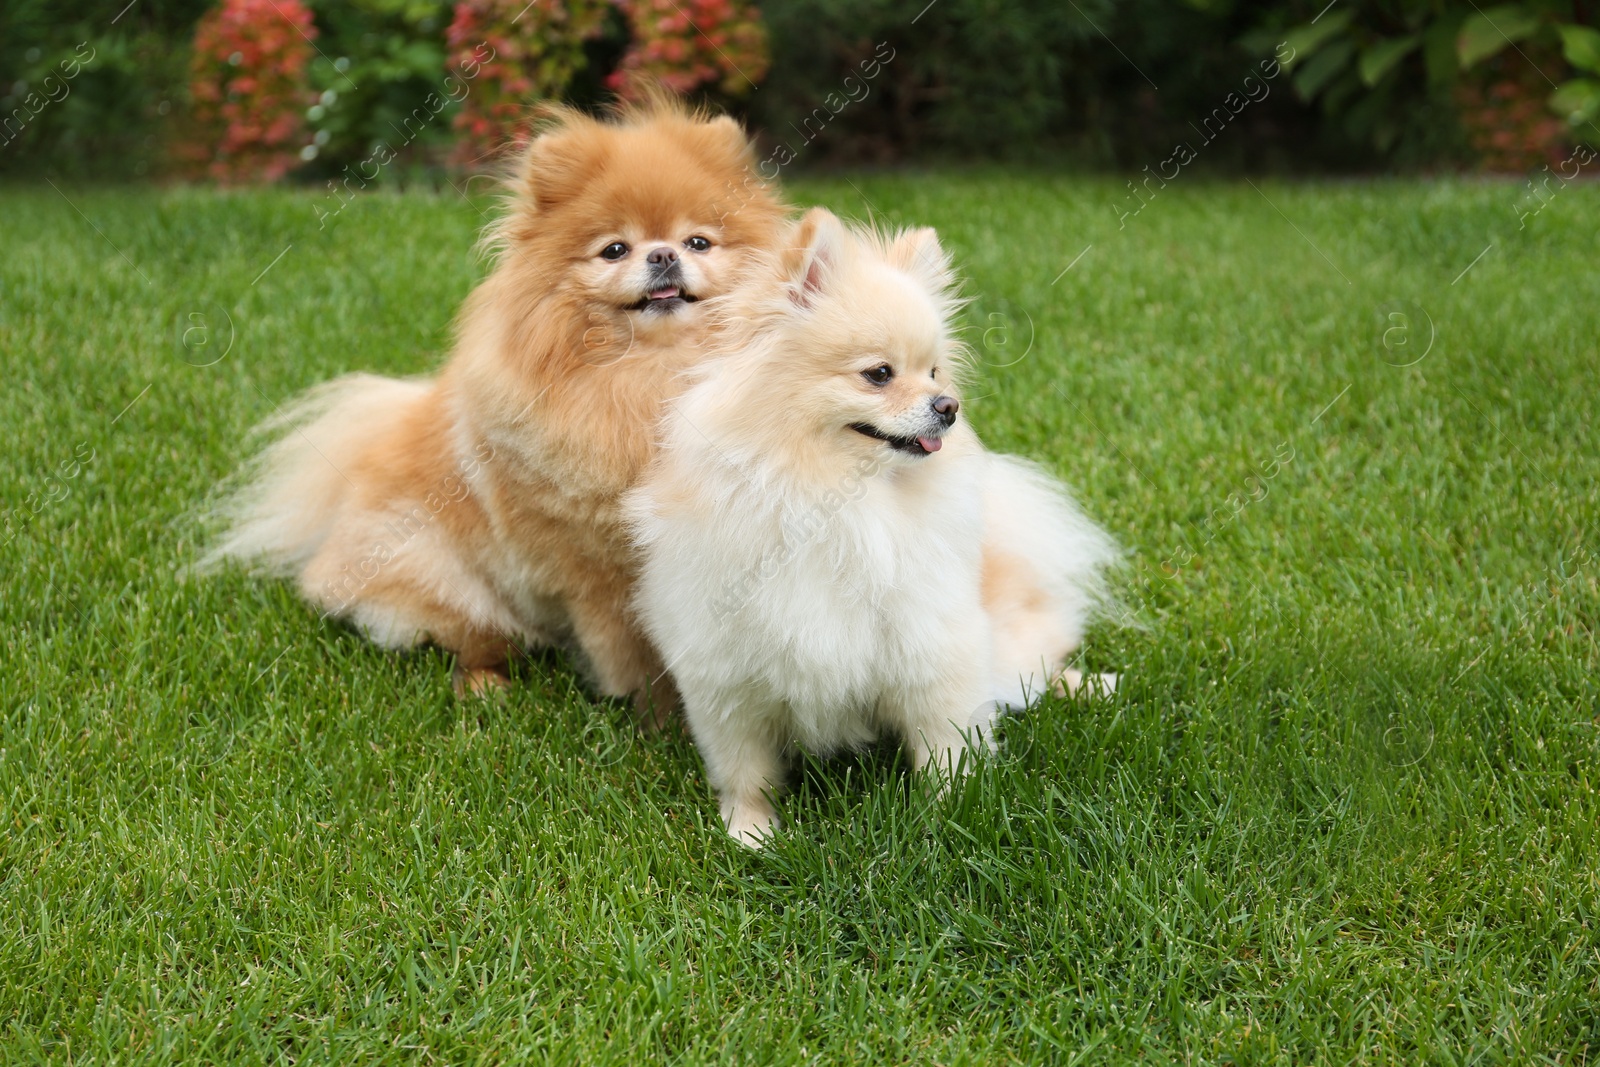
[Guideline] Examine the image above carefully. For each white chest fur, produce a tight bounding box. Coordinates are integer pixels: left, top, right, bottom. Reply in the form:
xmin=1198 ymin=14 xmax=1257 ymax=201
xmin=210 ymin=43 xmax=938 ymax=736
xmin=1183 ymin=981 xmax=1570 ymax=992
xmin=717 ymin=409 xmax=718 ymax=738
xmin=634 ymin=443 xmax=991 ymax=753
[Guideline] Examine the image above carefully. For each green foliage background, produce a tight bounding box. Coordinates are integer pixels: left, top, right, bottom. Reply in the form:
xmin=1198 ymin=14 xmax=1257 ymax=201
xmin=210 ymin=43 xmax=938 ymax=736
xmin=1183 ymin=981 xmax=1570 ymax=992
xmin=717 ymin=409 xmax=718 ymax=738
xmin=1 ymin=3 xmax=1597 ymax=173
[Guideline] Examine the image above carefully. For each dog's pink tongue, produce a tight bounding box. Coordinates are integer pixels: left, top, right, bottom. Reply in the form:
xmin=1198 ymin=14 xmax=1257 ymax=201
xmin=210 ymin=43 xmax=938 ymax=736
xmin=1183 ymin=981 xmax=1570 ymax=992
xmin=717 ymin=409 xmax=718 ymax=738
xmin=918 ymin=436 xmax=943 ymax=453
xmin=649 ymin=287 xmax=679 ymax=300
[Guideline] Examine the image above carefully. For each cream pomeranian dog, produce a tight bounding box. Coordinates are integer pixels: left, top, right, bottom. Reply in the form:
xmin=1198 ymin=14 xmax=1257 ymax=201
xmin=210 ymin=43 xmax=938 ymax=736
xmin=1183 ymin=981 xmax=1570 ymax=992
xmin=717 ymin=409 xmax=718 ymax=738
xmin=627 ymin=208 xmax=1119 ymax=846
xmin=207 ymin=98 xmax=788 ymax=717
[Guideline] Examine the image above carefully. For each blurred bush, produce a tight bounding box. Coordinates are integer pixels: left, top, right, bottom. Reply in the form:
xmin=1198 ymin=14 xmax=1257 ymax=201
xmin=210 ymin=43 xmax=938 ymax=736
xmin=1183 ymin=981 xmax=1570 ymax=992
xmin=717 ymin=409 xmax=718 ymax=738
xmin=300 ymin=0 xmax=457 ymax=178
xmin=748 ymin=0 xmax=1108 ymax=160
xmin=1242 ymin=0 xmax=1600 ymax=169
xmin=0 ymin=0 xmax=208 ymax=179
xmin=183 ymin=0 xmax=319 ymax=183
xmin=444 ymin=0 xmax=613 ymax=168
xmin=442 ymin=0 xmax=768 ymax=168
xmin=749 ymin=0 xmax=1594 ymax=169
xmin=1 ymin=0 xmax=1593 ymax=180
xmin=611 ymin=0 xmax=770 ymax=99
xmin=748 ymin=0 xmax=1341 ymax=167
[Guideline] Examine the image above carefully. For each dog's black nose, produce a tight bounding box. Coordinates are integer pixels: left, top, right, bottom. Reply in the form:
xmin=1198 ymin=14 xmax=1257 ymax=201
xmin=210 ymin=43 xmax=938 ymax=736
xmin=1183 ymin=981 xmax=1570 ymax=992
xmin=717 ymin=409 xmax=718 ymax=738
xmin=932 ymin=395 xmax=959 ymax=426
xmin=647 ymin=246 xmax=678 ymax=267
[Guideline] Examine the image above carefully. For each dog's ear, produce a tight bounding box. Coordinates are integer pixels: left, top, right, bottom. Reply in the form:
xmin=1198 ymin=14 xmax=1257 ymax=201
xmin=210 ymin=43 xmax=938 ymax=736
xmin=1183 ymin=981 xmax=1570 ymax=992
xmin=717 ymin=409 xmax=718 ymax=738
xmin=696 ymin=115 xmax=754 ymax=167
xmin=513 ymin=106 xmax=603 ymax=212
xmin=886 ymin=227 xmax=954 ymax=295
xmin=784 ymin=207 xmax=845 ymax=309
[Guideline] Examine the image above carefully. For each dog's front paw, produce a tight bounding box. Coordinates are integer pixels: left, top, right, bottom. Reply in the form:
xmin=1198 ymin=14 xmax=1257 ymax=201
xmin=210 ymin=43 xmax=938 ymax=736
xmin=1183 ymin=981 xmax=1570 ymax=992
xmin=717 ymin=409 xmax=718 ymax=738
xmin=452 ymin=664 xmax=513 ymax=699
xmin=722 ymin=799 xmax=780 ymax=849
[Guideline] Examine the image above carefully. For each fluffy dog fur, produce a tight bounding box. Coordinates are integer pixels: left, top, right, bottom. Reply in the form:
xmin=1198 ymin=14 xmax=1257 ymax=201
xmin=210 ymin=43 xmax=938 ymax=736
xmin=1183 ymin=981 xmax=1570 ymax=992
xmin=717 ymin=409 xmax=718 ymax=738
xmin=627 ymin=209 xmax=1119 ymax=846
xmin=208 ymin=99 xmax=788 ymax=714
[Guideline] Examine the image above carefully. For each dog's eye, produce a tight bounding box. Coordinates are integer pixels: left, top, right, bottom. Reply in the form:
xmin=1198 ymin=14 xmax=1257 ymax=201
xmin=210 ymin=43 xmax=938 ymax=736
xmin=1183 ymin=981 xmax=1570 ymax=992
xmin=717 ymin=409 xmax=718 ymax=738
xmin=685 ymin=235 xmax=712 ymax=253
xmin=862 ymin=364 xmax=894 ymax=385
xmin=600 ymin=242 xmax=629 ymax=261
xmin=930 ymin=366 xmax=939 ymax=379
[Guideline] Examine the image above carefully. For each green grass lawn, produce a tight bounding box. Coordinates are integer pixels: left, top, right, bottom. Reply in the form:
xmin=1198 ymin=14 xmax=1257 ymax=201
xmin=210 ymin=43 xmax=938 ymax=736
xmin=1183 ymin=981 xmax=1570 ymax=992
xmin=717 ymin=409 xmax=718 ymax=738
xmin=2 ymin=170 xmax=1597 ymax=1064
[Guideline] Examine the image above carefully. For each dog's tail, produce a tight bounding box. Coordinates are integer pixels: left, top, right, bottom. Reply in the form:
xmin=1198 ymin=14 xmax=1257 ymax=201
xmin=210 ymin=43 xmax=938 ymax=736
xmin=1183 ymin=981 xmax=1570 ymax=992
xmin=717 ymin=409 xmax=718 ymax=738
xmin=982 ymin=454 xmax=1122 ymax=709
xmin=202 ymin=374 xmax=431 ymax=576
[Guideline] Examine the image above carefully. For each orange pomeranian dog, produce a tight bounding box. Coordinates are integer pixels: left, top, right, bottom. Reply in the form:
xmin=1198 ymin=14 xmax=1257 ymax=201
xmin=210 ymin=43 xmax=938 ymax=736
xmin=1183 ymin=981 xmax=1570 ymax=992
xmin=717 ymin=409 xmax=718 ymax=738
xmin=207 ymin=98 xmax=789 ymax=717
